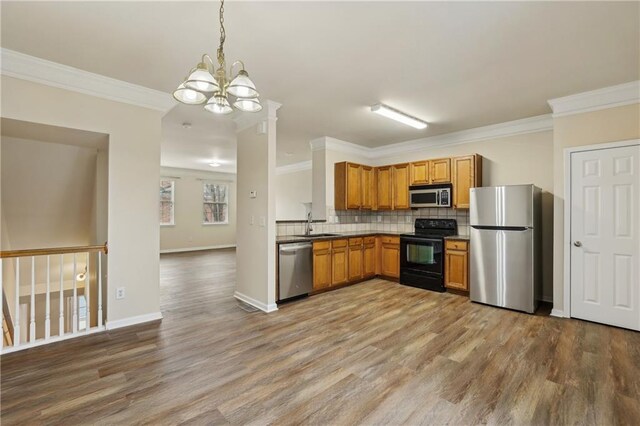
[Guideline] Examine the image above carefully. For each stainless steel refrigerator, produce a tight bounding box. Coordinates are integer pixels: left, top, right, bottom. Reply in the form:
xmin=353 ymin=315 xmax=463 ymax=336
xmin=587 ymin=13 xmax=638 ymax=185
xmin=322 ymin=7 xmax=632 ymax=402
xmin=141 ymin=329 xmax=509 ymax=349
xmin=469 ymin=184 xmax=541 ymax=313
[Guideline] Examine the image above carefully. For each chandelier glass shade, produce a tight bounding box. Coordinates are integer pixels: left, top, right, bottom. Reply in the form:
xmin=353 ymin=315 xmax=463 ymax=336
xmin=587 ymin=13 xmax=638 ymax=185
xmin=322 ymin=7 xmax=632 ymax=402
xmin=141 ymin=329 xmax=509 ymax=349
xmin=173 ymin=0 xmax=262 ymax=114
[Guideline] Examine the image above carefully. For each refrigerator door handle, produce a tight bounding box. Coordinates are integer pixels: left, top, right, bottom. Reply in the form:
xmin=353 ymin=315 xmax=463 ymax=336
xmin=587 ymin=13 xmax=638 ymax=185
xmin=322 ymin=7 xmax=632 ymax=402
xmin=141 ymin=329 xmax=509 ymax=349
xmin=471 ymin=225 xmax=529 ymax=231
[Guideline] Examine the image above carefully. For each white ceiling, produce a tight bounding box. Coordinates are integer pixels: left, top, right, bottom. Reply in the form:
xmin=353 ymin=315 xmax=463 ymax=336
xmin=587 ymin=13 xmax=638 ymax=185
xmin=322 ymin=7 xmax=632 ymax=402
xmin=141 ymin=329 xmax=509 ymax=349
xmin=1 ymin=1 xmax=638 ymax=168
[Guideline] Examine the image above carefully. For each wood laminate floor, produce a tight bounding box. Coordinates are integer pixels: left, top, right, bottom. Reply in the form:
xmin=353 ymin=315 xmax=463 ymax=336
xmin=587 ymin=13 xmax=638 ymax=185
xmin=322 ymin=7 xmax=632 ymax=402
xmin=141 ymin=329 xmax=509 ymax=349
xmin=1 ymin=248 xmax=639 ymax=425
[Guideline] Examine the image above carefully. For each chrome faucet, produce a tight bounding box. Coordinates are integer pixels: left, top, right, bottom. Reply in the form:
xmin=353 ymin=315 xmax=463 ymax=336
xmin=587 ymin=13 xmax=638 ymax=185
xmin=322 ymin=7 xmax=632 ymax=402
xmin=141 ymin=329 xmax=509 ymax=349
xmin=305 ymin=211 xmax=314 ymax=236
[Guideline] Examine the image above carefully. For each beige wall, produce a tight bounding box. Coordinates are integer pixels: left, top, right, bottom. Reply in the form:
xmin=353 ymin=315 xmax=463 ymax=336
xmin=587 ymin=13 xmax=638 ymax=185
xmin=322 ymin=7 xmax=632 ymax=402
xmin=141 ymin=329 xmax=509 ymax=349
xmin=1 ymin=75 xmax=163 ymax=325
xmin=160 ymin=167 xmax=237 ymax=252
xmin=275 ymin=168 xmax=312 ymax=221
xmin=235 ymin=110 xmax=278 ymax=311
xmin=552 ymin=103 xmax=640 ymax=312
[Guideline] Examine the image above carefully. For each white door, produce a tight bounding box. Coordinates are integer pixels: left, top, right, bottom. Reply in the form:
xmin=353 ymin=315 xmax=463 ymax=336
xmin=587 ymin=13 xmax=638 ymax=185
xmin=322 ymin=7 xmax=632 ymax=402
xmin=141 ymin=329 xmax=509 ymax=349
xmin=571 ymin=144 xmax=640 ymax=330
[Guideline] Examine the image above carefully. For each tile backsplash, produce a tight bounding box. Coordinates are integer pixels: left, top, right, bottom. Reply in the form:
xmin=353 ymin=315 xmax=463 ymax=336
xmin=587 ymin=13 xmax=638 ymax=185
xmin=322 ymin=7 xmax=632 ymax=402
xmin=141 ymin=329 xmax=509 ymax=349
xmin=276 ymin=208 xmax=470 ymax=236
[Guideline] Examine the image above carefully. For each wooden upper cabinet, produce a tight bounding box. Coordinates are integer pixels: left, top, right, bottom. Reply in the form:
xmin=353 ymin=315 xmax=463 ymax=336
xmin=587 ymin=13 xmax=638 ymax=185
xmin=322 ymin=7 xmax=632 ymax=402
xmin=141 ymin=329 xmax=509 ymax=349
xmin=377 ymin=166 xmax=393 ymax=210
xmin=452 ymin=155 xmax=482 ymax=209
xmin=312 ymin=241 xmax=332 ymax=290
xmin=410 ymin=161 xmax=430 ymax=185
xmin=361 ymin=166 xmax=375 ymax=210
xmin=445 ymin=240 xmax=469 ymax=291
xmin=331 ymin=239 xmax=349 ymax=285
xmin=335 ymin=162 xmax=362 ymax=210
xmin=392 ymin=164 xmax=410 ymax=210
xmin=430 ymin=158 xmax=451 ymax=183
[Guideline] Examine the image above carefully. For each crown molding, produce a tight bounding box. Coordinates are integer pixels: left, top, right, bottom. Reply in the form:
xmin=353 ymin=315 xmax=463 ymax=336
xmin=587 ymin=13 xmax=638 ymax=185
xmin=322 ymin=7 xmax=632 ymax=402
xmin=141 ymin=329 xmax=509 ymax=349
xmin=547 ymin=81 xmax=640 ymax=118
xmin=310 ymin=114 xmax=552 ymax=160
xmin=276 ymin=160 xmax=312 ymax=175
xmin=1 ymin=48 xmax=176 ymax=112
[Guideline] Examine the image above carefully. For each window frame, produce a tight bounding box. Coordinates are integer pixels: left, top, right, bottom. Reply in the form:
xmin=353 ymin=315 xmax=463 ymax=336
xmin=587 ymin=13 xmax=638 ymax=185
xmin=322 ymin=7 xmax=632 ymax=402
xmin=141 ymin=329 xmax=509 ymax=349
xmin=202 ymin=182 xmax=229 ymax=225
xmin=159 ymin=179 xmax=175 ymax=226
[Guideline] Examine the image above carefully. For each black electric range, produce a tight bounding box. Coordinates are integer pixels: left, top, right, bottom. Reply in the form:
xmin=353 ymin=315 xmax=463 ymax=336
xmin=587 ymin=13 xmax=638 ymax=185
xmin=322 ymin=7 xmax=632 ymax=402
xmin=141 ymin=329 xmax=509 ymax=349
xmin=399 ymin=218 xmax=457 ymax=292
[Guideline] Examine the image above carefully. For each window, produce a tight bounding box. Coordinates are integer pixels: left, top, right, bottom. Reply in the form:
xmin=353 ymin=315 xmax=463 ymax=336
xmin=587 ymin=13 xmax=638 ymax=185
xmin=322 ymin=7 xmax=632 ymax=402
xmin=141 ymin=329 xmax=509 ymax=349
xmin=159 ymin=180 xmax=175 ymax=225
xmin=203 ymin=183 xmax=229 ymax=224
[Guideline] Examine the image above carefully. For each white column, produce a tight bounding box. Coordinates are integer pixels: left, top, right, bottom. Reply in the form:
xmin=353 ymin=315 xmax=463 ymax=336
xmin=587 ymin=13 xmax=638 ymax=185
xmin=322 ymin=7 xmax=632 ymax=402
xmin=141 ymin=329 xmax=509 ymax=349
xmin=45 ymin=256 xmax=51 ymax=339
xmin=59 ymin=254 xmax=64 ymax=336
xmin=72 ymin=254 xmax=78 ymax=333
xmin=14 ymin=258 xmax=20 ymax=346
xmin=29 ymin=256 xmax=36 ymax=343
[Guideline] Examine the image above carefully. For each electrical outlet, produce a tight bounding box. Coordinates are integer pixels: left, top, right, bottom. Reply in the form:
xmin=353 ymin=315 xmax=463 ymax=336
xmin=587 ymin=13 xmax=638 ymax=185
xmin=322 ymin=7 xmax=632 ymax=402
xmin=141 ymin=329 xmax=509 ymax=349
xmin=116 ymin=287 xmax=125 ymax=300
xmin=355 ymin=216 xmax=359 ymax=223
xmin=406 ymin=215 xmax=412 ymax=223
xmin=377 ymin=215 xmax=382 ymax=223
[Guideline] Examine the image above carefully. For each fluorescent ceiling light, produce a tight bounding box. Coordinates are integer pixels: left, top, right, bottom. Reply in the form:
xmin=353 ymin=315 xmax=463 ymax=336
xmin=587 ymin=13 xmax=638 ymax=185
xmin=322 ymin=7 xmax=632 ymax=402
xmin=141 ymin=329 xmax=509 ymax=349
xmin=371 ymin=104 xmax=428 ymax=129
xmin=209 ymin=162 xmax=221 ymax=168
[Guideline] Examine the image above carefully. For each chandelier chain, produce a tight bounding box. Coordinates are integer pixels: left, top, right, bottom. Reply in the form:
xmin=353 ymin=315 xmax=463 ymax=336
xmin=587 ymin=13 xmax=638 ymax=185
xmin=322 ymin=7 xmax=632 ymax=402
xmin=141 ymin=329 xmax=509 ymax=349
xmin=217 ymin=0 xmax=226 ymax=68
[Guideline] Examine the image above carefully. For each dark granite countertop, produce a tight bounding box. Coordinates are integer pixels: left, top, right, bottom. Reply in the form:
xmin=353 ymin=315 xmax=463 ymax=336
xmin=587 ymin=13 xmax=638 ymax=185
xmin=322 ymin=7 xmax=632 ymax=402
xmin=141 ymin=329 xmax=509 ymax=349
xmin=444 ymin=235 xmax=470 ymax=241
xmin=276 ymin=230 xmax=404 ymax=244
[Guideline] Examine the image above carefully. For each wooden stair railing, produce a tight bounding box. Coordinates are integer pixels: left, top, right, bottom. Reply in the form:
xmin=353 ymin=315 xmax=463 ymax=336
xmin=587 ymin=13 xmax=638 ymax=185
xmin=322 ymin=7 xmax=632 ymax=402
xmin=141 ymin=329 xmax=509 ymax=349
xmin=0 ymin=243 xmax=107 ymax=353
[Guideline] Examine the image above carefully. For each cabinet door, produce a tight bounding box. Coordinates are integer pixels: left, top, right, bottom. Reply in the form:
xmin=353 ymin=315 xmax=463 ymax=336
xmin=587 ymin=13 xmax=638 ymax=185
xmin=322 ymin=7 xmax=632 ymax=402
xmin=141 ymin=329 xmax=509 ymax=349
xmin=381 ymin=237 xmax=400 ymax=278
xmin=410 ymin=161 xmax=430 ymax=185
xmin=348 ymin=239 xmax=363 ymax=281
xmin=346 ymin=163 xmax=362 ymax=209
xmin=363 ymin=241 xmax=376 ymax=278
xmin=312 ymin=242 xmax=332 ymax=290
xmin=430 ymin=158 xmax=451 ymax=183
xmin=452 ymin=155 xmax=482 ymax=209
xmin=377 ymin=166 xmax=393 ymax=210
xmin=392 ymin=164 xmax=410 ymax=210
xmin=361 ymin=166 xmax=375 ymax=210
xmin=331 ymin=240 xmax=349 ymax=285
xmin=445 ymin=249 xmax=469 ymax=291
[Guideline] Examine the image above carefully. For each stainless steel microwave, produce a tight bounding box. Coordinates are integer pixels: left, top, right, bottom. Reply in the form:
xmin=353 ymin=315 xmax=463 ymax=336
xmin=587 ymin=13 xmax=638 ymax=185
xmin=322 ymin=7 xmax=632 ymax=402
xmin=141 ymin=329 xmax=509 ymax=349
xmin=409 ymin=183 xmax=452 ymax=208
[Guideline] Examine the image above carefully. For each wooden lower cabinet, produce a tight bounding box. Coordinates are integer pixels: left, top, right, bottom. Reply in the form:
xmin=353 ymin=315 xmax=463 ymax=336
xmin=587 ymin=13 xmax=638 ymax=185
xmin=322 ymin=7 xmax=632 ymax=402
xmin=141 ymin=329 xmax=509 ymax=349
xmin=363 ymin=237 xmax=376 ymax=278
xmin=445 ymin=239 xmax=469 ymax=291
xmin=331 ymin=239 xmax=349 ymax=286
xmin=380 ymin=236 xmax=400 ymax=278
xmin=312 ymin=241 xmax=332 ymax=290
xmin=348 ymin=238 xmax=363 ymax=281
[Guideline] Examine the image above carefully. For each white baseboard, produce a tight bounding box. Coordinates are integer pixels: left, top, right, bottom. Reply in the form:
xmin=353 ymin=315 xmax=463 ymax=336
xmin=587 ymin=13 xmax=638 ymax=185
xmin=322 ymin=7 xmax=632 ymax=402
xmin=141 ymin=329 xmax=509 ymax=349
xmin=550 ymin=308 xmax=566 ymax=318
xmin=160 ymin=244 xmax=236 ymax=254
xmin=234 ymin=291 xmax=278 ymax=313
xmin=1 ymin=326 xmax=106 ymax=355
xmin=106 ymin=311 xmax=163 ymax=330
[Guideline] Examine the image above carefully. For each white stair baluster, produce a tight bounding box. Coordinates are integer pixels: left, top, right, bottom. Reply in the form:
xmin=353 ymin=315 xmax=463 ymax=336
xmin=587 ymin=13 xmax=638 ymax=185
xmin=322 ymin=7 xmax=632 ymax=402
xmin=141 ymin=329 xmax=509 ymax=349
xmin=14 ymin=258 xmax=20 ymax=346
xmin=98 ymin=252 xmax=103 ymax=328
xmin=73 ymin=254 xmax=78 ymax=333
xmin=85 ymin=252 xmax=90 ymax=331
xmin=59 ymin=254 xmax=64 ymax=336
xmin=1 ymin=258 xmax=3 ymax=350
xmin=45 ymin=256 xmax=51 ymax=339
xmin=30 ymin=256 xmax=36 ymax=343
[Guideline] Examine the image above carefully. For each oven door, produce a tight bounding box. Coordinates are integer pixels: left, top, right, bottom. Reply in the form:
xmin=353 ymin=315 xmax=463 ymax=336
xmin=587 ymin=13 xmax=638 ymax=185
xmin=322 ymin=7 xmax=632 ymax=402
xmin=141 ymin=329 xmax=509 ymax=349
xmin=400 ymin=236 xmax=443 ymax=275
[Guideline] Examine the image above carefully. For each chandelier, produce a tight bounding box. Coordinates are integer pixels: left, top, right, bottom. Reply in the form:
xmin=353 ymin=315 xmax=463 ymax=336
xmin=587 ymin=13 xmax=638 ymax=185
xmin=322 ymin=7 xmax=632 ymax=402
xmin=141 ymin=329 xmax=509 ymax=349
xmin=173 ymin=0 xmax=261 ymax=114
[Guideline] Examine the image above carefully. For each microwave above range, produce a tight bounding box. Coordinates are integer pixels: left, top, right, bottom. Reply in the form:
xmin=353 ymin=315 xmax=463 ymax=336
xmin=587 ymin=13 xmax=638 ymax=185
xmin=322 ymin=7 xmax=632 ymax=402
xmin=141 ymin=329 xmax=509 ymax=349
xmin=409 ymin=183 xmax=452 ymax=208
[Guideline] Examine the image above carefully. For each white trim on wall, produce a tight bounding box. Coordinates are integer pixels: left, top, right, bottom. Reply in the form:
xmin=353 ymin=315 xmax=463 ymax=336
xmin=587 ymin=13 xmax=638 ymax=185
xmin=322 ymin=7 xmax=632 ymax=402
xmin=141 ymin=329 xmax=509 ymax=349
xmin=234 ymin=291 xmax=278 ymax=313
xmin=548 ymin=81 xmax=640 ymax=118
xmin=160 ymin=244 xmax=236 ymax=254
xmin=562 ymin=139 xmax=640 ymax=320
xmin=1 ymin=48 xmax=176 ymax=112
xmin=105 ymin=311 xmax=163 ymax=330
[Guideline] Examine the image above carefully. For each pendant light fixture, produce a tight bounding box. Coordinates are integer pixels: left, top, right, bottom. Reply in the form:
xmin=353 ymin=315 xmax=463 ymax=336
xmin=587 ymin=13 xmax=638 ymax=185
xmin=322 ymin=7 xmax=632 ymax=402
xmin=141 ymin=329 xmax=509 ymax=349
xmin=173 ymin=0 xmax=262 ymax=113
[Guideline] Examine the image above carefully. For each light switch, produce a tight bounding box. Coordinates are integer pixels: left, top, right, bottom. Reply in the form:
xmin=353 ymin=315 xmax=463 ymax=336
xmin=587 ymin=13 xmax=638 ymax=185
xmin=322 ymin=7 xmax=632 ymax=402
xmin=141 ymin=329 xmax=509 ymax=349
xmin=259 ymin=216 xmax=266 ymax=227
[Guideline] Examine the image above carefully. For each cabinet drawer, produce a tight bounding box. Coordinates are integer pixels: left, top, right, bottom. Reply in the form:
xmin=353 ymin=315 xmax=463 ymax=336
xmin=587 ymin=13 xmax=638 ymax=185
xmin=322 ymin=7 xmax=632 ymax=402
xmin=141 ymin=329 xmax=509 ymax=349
xmin=363 ymin=236 xmax=376 ymax=245
xmin=445 ymin=240 xmax=468 ymax=251
xmin=380 ymin=236 xmax=400 ymax=245
xmin=332 ymin=239 xmax=348 ymax=249
xmin=313 ymin=241 xmax=331 ymax=251
xmin=349 ymin=237 xmax=363 ymax=246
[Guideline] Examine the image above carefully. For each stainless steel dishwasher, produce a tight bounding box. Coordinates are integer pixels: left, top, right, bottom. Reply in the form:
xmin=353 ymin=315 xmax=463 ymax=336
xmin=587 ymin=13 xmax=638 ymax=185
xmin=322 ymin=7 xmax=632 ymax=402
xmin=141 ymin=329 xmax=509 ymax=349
xmin=278 ymin=242 xmax=313 ymax=301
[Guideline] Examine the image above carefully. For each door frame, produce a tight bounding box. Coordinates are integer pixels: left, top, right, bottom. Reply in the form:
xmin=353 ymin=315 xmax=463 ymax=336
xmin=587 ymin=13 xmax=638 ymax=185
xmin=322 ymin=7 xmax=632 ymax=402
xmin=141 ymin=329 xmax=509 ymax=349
xmin=562 ymin=139 xmax=640 ymax=318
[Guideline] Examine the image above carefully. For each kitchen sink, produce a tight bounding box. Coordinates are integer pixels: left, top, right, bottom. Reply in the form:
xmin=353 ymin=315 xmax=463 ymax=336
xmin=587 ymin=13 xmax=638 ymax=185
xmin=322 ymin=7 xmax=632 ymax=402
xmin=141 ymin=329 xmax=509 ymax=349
xmin=293 ymin=233 xmax=340 ymax=238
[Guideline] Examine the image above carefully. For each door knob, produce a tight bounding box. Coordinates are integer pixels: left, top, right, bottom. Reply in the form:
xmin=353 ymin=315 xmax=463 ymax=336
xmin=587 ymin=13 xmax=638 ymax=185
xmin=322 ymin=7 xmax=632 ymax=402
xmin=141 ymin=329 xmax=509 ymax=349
xmin=574 ymin=241 xmax=582 ymax=247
